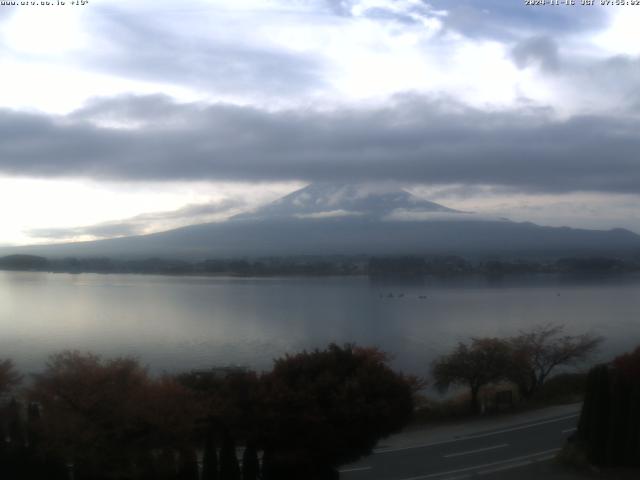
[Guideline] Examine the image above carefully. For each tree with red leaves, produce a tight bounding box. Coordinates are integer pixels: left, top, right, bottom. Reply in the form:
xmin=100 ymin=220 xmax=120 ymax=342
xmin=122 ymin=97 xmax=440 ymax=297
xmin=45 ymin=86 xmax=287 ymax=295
xmin=29 ymin=351 xmax=199 ymax=480
xmin=260 ymin=343 xmax=416 ymax=479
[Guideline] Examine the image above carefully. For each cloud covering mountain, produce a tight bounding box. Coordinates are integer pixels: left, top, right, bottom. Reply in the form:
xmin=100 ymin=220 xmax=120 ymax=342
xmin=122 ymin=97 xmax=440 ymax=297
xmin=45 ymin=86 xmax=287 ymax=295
xmin=2 ymin=1 xmax=640 ymax=244
xmin=4 ymin=183 xmax=639 ymax=260
xmin=1 ymin=95 xmax=640 ymax=195
xmin=233 ymin=183 xmax=461 ymax=220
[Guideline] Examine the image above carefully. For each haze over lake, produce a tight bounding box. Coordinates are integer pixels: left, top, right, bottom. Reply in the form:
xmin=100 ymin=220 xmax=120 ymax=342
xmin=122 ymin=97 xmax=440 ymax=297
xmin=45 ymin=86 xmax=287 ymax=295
xmin=2 ymin=271 xmax=638 ymax=376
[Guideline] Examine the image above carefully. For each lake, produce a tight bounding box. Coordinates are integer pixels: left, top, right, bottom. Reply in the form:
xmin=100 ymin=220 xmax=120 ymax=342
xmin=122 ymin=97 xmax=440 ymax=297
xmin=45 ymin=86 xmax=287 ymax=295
xmin=1 ymin=271 xmax=639 ymax=377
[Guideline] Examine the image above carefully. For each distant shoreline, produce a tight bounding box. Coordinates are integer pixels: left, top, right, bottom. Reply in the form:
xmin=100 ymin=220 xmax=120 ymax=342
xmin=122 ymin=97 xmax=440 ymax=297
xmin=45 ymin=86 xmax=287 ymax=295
xmin=1 ymin=253 xmax=639 ymax=278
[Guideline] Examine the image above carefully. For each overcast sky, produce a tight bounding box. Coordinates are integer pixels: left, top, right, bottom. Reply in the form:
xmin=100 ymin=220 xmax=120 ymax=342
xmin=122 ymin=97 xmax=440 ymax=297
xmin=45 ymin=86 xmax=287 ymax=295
xmin=1 ymin=0 xmax=640 ymax=245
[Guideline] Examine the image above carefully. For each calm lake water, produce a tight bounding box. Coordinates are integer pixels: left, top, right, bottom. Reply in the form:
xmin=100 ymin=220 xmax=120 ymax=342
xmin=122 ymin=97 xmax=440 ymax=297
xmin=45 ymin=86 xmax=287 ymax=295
xmin=1 ymin=271 xmax=639 ymax=376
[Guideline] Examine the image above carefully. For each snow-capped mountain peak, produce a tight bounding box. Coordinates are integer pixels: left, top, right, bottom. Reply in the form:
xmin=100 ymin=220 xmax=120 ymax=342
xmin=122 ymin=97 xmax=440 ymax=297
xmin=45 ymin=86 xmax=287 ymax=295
xmin=233 ymin=183 xmax=461 ymax=221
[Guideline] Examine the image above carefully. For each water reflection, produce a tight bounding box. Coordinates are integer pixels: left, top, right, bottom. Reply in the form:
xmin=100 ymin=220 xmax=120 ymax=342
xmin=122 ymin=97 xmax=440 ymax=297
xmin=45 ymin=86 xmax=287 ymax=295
xmin=1 ymin=271 xmax=638 ymax=376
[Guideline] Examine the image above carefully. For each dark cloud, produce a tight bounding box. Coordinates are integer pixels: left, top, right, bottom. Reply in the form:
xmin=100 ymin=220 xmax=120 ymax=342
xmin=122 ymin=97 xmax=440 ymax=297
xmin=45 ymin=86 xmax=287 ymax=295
xmin=512 ymin=36 xmax=560 ymax=71
xmin=358 ymin=7 xmax=422 ymax=25
xmin=323 ymin=0 xmax=434 ymax=25
xmin=525 ymin=49 xmax=640 ymax=109
xmin=82 ymin=6 xmax=323 ymax=98
xmin=581 ymin=55 xmax=640 ymax=99
xmin=1 ymin=94 xmax=640 ymax=194
xmin=323 ymin=0 xmax=353 ymax=16
xmin=134 ymin=200 xmax=246 ymax=221
xmin=29 ymin=223 xmax=140 ymax=240
xmin=509 ymin=33 xmax=640 ymax=99
xmin=27 ymin=199 xmax=245 ymax=240
xmin=428 ymin=0 xmax=607 ymax=41
xmin=322 ymin=1 xmax=607 ymax=41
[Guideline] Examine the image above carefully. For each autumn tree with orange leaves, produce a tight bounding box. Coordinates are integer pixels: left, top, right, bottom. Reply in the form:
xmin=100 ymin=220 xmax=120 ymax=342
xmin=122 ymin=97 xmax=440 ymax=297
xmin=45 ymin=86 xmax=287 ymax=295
xmin=28 ymin=351 xmax=200 ymax=480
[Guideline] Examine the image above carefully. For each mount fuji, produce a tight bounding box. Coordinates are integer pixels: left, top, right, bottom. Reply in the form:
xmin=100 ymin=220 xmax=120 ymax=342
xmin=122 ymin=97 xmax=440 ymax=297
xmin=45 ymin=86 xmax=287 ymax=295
xmin=232 ymin=183 xmax=463 ymax=221
xmin=3 ymin=183 xmax=640 ymax=259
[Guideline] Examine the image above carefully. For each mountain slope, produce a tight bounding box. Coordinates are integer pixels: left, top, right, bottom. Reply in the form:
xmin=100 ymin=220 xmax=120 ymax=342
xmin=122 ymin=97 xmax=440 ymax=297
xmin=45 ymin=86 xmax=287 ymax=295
xmin=2 ymin=183 xmax=640 ymax=259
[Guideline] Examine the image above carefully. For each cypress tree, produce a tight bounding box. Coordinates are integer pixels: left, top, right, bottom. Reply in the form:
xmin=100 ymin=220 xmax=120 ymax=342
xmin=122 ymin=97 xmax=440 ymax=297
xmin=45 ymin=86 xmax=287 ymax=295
xmin=0 ymin=424 xmax=6 ymax=459
xmin=627 ymin=383 xmax=640 ymax=466
xmin=74 ymin=458 xmax=100 ymax=480
xmin=577 ymin=358 xmax=640 ymax=468
xmin=578 ymin=364 xmax=611 ymax=466
xmin=241 ymin=441 xmax=259 ymax=480
xmin=177 ymin=447 xmax=199 ymax=480
xmin=7 ymin=397 xmax=25 ymax=447
xmin=260 ymin=448 xmax=275 ymax=480
xmin=219 ymin=431 xmax=240 ymax=480
xmin=157 ymin=448 xmax=177 ymax=480
xmin=26 ymin=402 xmax=41 ymax=451
xmin=606 ymin=372 xmax=629 ymax=465
xmin=35 ymin=455 xmax=68 ymax=480
xmin=202 ymin=432 xmax=219 ymax=480
xmin=616 ymin=366 xmax=640 ymax=466
xmin=136 ymin=450 xmax=157 ymax=480
xmin=590 ymin=364 xmax=611 ymax=466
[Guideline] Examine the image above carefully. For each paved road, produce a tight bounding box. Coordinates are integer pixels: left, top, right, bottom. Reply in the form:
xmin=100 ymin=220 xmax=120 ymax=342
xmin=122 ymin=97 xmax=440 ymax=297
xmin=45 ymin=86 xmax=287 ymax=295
xmin=339 ymin=412 xmax=579 ymax=480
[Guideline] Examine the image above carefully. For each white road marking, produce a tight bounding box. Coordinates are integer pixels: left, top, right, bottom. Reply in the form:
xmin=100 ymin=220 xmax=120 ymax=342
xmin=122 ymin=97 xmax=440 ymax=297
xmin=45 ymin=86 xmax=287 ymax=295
xmin=339 ymin=466 xmax=372 ymax=473
xmin=562 ymin=427 xmax=577 ymax=433
xmin=374 ymin=413 xmax=579 ymax=454
xmin=477 ymin=452 xmax=558 ymax=476
xmin=443 ymin=443 xmax=508 ymax=458
xmin=396 ymin=448 xmax=561 ymax=480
